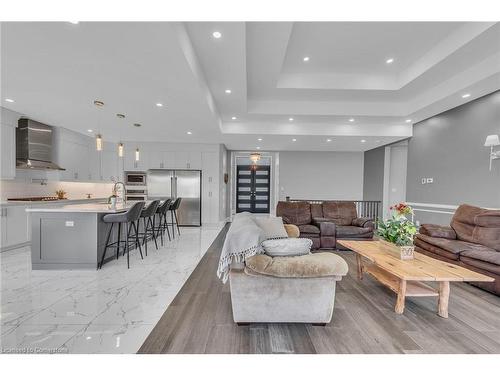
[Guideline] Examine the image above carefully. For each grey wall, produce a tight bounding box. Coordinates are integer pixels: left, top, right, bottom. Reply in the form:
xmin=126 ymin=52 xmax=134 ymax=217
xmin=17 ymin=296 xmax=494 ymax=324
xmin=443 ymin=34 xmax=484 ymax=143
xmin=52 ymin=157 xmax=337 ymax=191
xmin=407 ymin=90 xmax=500 ymax=224
xmin=278 ymin=151 xmax=364 ymax=201
xmin=363 ymin=146 xmax=385 ymax=202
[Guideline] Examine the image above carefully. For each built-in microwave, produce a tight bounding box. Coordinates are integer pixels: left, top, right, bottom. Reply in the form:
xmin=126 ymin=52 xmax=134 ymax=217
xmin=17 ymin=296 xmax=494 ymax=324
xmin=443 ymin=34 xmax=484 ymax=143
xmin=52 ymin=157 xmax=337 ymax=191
xmin=125 ymin=172 xmax=147 ymax=186
xmin=125 ymin=187 xmax=148 ymax=201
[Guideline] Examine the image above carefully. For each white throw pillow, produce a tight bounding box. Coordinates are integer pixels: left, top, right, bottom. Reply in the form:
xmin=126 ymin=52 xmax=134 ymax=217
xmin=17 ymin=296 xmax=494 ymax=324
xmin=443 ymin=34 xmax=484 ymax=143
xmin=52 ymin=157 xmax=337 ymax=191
xmin=262 ymin=238 xmax=312 ymax=257
xmin=253 ymin=216 xmax=288 ymax=240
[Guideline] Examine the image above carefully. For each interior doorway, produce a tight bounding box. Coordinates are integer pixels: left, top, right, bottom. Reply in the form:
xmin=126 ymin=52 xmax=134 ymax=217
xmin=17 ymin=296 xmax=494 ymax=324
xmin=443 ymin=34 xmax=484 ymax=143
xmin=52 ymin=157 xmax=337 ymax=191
xmin=236 ymin=164 xmax=271 ymax=213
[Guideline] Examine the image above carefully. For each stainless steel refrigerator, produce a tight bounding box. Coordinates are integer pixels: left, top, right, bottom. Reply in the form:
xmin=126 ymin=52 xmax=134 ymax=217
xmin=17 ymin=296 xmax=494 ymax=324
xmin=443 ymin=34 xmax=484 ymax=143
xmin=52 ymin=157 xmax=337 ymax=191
xmin=147 ymin=169 xmax=201 ymax=226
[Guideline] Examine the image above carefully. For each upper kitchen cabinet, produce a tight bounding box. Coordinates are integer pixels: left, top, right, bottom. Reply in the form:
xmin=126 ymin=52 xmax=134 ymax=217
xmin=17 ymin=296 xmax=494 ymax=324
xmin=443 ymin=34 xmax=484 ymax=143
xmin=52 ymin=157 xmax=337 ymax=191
xmin=0 ymin=122 xmax=16 ymax=179
xmin=56 ymin=137 xmax=90 ymax=182
xmin=100 ymin=148 xmax=119 ymax=182
xmin=124 ymin=145 xmax=149 ymax=172
xmin=174 ymin=151 xmax=201 ymax=170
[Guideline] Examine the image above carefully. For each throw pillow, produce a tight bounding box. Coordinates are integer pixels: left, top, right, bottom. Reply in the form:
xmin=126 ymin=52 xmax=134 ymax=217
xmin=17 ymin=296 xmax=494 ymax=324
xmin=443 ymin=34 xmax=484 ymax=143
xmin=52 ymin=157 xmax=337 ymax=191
xmin=261 ymin=238 xmax=312 ymax=257
xmin=253 ymin=216 xmax=288 ymax=240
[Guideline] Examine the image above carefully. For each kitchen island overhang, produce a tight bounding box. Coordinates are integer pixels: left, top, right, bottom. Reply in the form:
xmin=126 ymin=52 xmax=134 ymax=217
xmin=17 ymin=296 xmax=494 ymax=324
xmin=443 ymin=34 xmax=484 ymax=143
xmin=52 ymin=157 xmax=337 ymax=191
xmin=27 ymin=203 xmax=143 ymax=270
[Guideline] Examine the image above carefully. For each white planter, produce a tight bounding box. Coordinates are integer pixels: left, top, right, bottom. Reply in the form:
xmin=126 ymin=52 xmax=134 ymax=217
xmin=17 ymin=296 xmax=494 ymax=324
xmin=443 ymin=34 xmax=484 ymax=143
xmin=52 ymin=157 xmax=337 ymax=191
xmin=379 ymin=239 xmax=415 ymax=260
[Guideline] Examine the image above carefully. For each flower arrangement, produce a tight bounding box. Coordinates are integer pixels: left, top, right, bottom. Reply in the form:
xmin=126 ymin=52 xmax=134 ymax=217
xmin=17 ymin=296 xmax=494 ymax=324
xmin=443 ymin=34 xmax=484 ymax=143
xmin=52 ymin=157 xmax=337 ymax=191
xmin=377 ymin=202 xmax=417 ymax=247
xmin=55 ymin=190 xmax=66 ymax=200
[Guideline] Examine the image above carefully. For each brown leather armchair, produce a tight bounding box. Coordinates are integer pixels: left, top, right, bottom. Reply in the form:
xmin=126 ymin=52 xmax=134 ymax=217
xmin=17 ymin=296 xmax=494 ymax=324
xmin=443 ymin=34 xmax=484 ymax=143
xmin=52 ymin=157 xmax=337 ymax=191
xmin=414 ymin=204 xmax=500 ymax=295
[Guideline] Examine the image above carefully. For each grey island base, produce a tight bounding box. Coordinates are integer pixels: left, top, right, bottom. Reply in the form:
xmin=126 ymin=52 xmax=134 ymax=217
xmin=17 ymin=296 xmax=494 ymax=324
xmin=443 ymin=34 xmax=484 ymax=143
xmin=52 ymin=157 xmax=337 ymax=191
xmin=27 ymin=203 xmax=152 ymax=270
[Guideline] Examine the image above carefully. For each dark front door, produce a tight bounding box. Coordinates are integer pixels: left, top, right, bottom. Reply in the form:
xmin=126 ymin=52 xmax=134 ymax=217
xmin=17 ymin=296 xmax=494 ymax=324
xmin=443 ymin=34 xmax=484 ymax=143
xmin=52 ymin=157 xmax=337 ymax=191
xmin=236 ymin=165 xmax=271 ymax=213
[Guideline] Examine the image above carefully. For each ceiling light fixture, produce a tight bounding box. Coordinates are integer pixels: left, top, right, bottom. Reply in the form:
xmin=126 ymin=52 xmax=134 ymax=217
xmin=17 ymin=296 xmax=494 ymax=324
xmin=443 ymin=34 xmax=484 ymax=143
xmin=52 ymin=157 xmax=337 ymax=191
xmin=249 ymin=152 xmax=261 ymax=164
xmin=289 ymin=117 xmax=294 ymax=121
xmin=87 ymin=129 xmax=93 ymax=133
xmin=187 ymin=131 xmax=192 ymax=135
xmin=69 ymin=21 xmax=79 ymax=24
xmin=156 ymin=103 xmax=163 ymax=107
xmin=361 ymin=139 xmax=367 ymax=143
xmin=96 ymin=134 xmax=103 ymax=151
xmin=256 ymin=146 xmax=261 ymax=150
xmin=327 ymin=138 xmax=332 ymax=142
xmin=231 ymin=116 xmax=237 ymax=120
xmin=225 ymin=89 xmax=232 ymax=94
xmin=462 ymin=93 xmax=471 ymax=98
xmin=303 ymin=56 xmax=310 ymax=62
xmin=212 ymin=31 xmax=222 ymax=39
xmin=258 ymin=138 xmax=262 ymax=141
xmin=5 ymin=98 xmax=14 ymax=103
xmin=405 ymin=119 xmax=412 ymax=123
xmin=118 ymin=143 xmax=124 ymax=158
xmin=133 ymin=123 xmax=141 ymax=127
xmin=292 ymin=138 xmax=297 ymax=142
xmin=349 ymin=118 xmax=355 ymax=122
xmin=135 ymin=148 xmax=140 ymax=162
xmin=386 ymin=58 xmax=394 ymax=64
xmin=116 ymin=113 xmax=125 ymax=119
xmin=93 ymin=100 xmax=104 ymax=107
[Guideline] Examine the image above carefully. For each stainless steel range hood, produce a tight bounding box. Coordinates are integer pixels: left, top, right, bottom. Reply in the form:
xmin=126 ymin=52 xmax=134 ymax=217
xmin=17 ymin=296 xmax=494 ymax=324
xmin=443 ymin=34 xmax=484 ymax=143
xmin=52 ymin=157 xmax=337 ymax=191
xmin=16 ymin=118 xmax=65 ymax=171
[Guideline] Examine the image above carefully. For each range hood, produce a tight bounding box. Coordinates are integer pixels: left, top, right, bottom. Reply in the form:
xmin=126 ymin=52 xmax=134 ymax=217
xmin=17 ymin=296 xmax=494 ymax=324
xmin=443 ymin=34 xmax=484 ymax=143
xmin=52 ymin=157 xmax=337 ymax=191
xmin=16 ymin=118 xmax=65 ymax=171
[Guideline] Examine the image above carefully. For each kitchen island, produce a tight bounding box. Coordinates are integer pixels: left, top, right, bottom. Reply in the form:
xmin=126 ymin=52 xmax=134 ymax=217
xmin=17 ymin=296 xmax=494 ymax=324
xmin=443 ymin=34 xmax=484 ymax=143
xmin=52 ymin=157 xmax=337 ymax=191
xmin=27 ymin=202 xmax=144 ymax=270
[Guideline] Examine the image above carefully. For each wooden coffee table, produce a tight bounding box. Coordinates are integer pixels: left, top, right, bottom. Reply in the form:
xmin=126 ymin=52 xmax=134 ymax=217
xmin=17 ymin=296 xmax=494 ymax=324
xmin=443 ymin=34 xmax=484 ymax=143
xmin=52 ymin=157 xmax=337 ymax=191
xmin=337 ymin=240 xmax=494 ymax=318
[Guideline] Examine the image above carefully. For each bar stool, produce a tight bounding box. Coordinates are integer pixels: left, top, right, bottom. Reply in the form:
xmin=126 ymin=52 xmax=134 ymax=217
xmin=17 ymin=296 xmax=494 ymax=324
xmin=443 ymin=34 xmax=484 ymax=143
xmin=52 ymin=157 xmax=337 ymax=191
xmin=99 ymin=201 xmax=145 ymax=269
xmin=155 ymin=199 xmax=172 ymax=246
xmin=167 ymin=197 xmax=182 ymax=238
xmin=139 ymin=200 xmax=161 ymax=256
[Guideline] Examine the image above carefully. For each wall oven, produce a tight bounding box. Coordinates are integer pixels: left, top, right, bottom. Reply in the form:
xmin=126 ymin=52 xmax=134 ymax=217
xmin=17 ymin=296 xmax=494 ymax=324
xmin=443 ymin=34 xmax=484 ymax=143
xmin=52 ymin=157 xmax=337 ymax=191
xmin=125 ymin=172 xmax=147 ymax=186
xmin=125 ymin=187 xmax=148 ymax=201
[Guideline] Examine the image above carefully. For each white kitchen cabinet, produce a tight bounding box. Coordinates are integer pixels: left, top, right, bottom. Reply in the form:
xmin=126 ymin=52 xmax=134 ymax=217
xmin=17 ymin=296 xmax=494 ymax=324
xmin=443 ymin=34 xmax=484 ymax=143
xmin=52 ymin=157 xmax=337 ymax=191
xmin=88 ymin=147 xmax=100 ymax=181
xmin=174 ymin=151 xmax=201 ymax=170
xmin=124 ymin=148 xmax=149 ymax=171
xmin=201 ymin=152 xmax=219 ymax=223
xmin=101 ymin=149 xmax=119 ymax=182
xmin=58 ymin=140 xmax=90 ymax=181
xmin=148 ymin=151 xmax=164 ymax=169
xmin=0 ymin=123 xmax=16 ymax=179
xmin=0 ymin=206 xmax=30 ymax=249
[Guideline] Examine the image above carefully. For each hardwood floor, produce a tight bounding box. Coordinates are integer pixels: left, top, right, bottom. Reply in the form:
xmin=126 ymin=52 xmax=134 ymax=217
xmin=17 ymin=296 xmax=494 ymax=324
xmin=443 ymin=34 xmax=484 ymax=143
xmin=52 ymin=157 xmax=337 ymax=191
xmin=138 ymin=226 xmax=500 ymax=354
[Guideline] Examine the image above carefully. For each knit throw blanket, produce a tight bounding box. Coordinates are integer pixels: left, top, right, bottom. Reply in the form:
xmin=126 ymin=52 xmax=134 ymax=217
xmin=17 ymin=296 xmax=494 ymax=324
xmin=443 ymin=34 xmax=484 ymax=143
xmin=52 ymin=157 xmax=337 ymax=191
xmin=217 ymin=213 xmax=265 ymax=283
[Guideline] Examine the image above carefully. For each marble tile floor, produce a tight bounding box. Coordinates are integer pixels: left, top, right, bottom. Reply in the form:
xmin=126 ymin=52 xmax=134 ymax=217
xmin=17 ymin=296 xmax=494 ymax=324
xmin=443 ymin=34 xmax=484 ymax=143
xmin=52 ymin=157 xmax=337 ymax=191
xmin=0 ymin=223 xmax=225 ymax=354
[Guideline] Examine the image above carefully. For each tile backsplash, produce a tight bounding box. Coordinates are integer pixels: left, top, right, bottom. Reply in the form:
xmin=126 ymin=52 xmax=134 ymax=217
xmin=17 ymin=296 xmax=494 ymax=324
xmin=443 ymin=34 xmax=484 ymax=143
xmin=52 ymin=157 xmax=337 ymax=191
xmin=0 ymin=170 xmax=114 ymax=201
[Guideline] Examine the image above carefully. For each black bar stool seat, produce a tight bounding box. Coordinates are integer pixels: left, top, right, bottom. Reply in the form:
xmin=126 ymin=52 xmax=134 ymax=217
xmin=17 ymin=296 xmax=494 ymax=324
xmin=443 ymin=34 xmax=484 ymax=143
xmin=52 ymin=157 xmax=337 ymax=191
xmin=155 ymin=199 xmax=172 ymax=246
xmin=99 ymin=201 xmax=145 ymax=269
xmin=138 ymin=200 xmax=161 ymax=255
xmin=167 ymin=197 xmax=182 ymax=238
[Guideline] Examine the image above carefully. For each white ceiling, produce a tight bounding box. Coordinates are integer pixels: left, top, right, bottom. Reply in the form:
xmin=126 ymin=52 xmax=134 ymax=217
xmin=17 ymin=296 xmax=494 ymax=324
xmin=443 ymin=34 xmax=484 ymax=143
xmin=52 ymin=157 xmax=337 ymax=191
xmin=1 ymin=21 xmax=499 ymax=152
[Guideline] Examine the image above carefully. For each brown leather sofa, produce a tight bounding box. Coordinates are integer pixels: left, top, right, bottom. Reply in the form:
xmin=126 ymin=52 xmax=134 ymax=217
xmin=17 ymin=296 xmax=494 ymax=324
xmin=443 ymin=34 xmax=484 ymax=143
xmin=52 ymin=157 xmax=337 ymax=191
xmin=414 ymin=204 xmax=500 ymax=295
xmin=276 ymin=201 xmax=375 ymax=250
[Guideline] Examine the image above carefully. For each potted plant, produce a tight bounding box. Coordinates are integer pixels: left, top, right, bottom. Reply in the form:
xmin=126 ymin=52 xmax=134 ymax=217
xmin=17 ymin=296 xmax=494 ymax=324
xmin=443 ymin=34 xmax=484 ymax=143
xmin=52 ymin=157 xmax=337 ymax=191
xmin=55 ymin=190 xmax=67 ymax=200
xmin=108 ymin=194 xmax=118 ymax=208
xmin=376 ymin=202 xmax=417 ymax=260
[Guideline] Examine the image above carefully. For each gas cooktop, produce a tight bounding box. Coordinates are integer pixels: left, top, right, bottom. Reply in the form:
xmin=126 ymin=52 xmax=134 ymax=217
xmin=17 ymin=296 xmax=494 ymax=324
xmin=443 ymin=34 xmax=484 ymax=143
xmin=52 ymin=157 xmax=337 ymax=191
xmin=7 ymin=196 xmax=66 ymax=202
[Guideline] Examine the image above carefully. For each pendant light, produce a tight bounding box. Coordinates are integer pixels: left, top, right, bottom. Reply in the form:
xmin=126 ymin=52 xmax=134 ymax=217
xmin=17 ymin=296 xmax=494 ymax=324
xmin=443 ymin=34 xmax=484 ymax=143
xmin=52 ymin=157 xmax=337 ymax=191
xmin=249 ymin=152 xmax=261 ymax=164
xmin=118 ymin=143 xmax=124 ymax=157
xmin=135 ymin=148 xmax=140 ymax=161
xmin=96 ymin=134 xmax=103 ymax=151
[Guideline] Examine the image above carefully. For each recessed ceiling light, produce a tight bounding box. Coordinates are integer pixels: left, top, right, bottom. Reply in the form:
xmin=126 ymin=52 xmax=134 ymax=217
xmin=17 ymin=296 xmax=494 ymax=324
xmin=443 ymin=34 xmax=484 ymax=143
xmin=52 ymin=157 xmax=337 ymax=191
xmin=258 ymin=138 xmax=262 ymax=141
xmin=87 ymin=129 xmax=93 ymax=133
xmin=212 ymin=31 xmax=222 ymax=39
xmin=361 ymin=139 xmax=367 ymax=143
xmin=349 ymin=118 xmax=355 ymax=122
xmin=156 ymin=103 xmax=163 ymax=107
xmin=405 ymin=119 xmax=412 ymax=123
xmin=289 ymin=117 xmax=294 ymax=121
xmin=225 ymin=89 xmax=232 ymax=94
xmin=326 ymin=138 xmax=332 ymax=142
xmin=93 ymin=100 xmax=104 ymax=107
xmin=231 ymin=116 xmax=237 ymax=120
xmin=5 ymin=98 xmax=14 ymax=103
xmin=69 ymin=21 xmax=79 ymax=24
xmin=386 ymin=58 xmax=394 ymax=64
xmin=303 ymin=57 xmax=310 ymax=62
xmin=133 ymin=123 xmax=141 ymax=127
xmin=116 ymin=113 xmax=125 ymax=119
xmin=187 ymin=131 xmax=192 ymax=135
xmin=256 ymin=146 xmax=261 ymax=150
xmin=462 ymin=93 xmax=471 ymax=98
xmin=292 ymin=138 xmax=297 ymax=142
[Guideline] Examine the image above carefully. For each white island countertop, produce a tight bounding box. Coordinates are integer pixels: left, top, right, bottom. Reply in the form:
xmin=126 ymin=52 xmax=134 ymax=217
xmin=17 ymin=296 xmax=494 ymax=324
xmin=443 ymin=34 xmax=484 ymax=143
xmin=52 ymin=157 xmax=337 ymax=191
xmin=26 ymin=201 xmax=147 ymax=213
